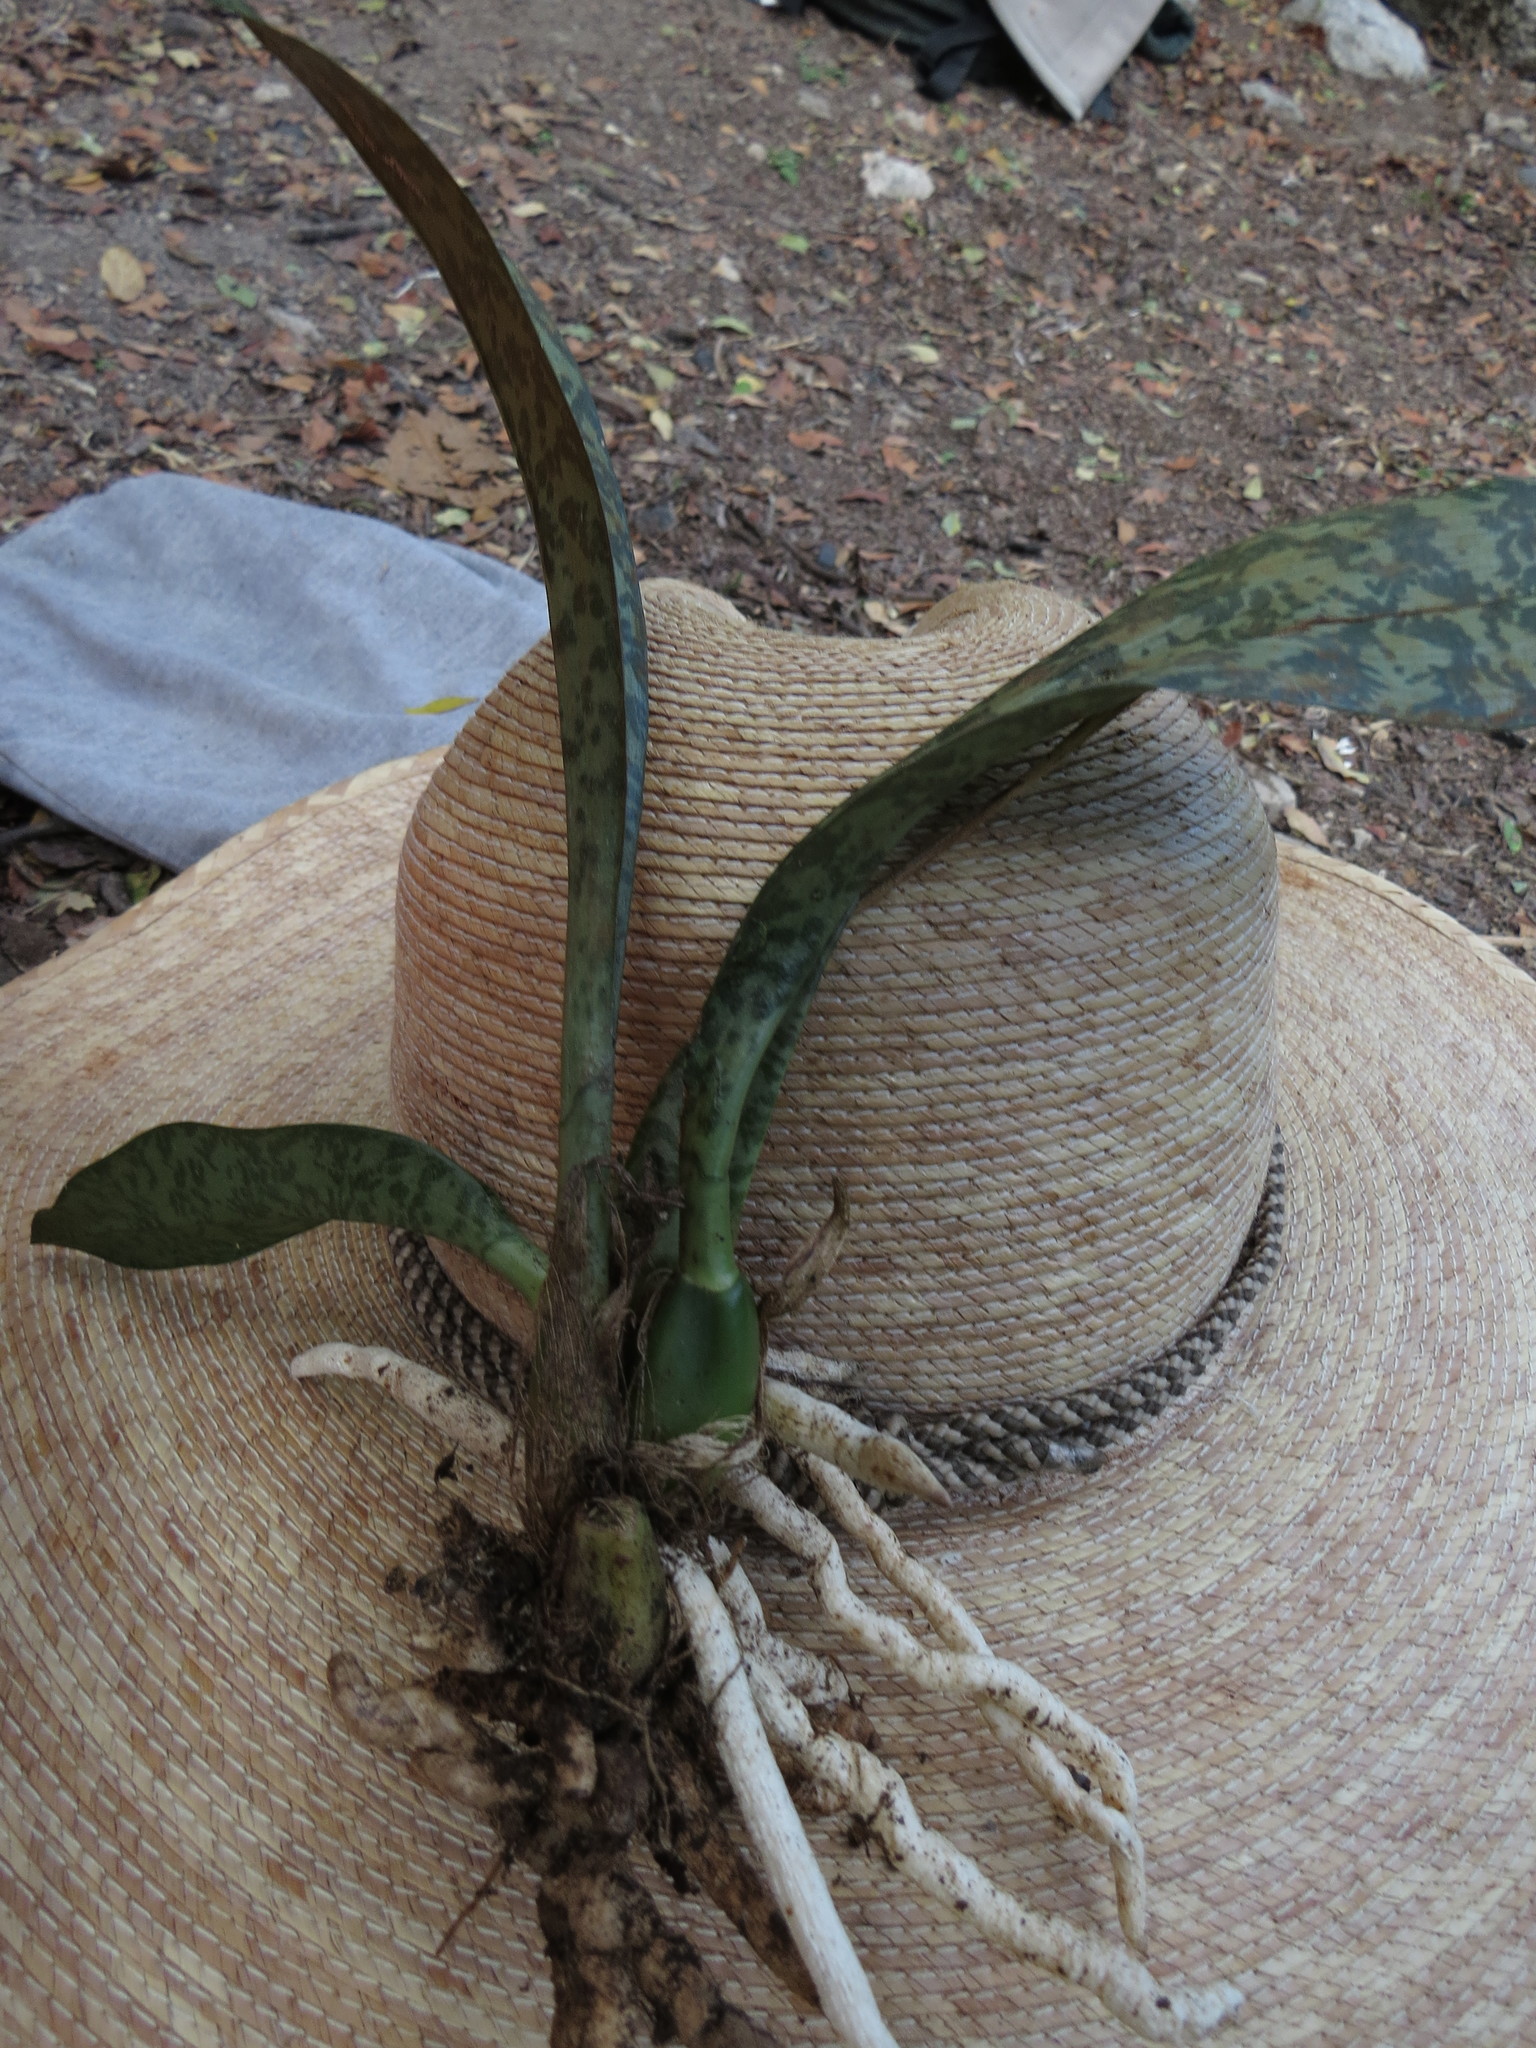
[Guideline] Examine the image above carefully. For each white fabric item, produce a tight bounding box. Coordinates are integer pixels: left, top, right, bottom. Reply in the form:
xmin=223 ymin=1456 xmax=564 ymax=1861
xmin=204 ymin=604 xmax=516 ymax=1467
xmin=1282 ymin=0 xmax=1430 ymax=82
xmin=985 ymin=0 xmax=1164 ymax=120
xmin=0 ymin=474 xmax=548 ymax=870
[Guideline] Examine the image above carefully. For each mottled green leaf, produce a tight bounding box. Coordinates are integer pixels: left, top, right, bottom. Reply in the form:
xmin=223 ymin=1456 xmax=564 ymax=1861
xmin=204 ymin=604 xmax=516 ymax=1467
xmin=214 ymin=1 xmax=647 ymax=1291
xmin=665 ymin=479 xmax=1536 ymax=1258
xmin=32 ymin=1121 xmax=547 ymax=1303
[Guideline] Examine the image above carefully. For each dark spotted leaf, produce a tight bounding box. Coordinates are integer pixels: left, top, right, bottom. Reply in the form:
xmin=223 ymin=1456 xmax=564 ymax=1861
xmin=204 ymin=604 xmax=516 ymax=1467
xmin=32 ymin=1121 xmax=548 ymax=1303
xmin=664 ymin=479 xmax=1536 ymax=1249
xmin=213 ymin=1 xmax=647 ymax=1274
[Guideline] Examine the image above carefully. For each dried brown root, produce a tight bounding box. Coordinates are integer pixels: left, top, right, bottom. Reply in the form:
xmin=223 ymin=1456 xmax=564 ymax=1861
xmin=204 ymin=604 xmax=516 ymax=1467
xmin=726 ymin=1588 xmax=1241 ymax=2043
xmin=540 ymin=1859 xmax=782 ymax=2048
xmin=756 ymin=1177 xmax=851 ymax=1325
xmin=328 ymin=1652 xmax=549 ymax=1813
xmin=665 ymin=1548 xmax=901 ymax=2048
xmin=290 ymin=1342 xmax=513 ymax=1462
xmin=761 ymin=1377 xmax=950 ymax=1506
xmin=329 ymin=1653 xmax=786 ymax=2048
xmin=648 ymin=1719 xmax=820 ymax=2010
xmin=805 ymin=1455 xmax=1147 ymax=1949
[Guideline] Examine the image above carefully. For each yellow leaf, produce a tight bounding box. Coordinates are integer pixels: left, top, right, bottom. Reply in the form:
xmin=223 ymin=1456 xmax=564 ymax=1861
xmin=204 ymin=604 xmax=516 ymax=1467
xmin=510 ymin=200 xmax=548 ymax=219
xmin=100 ymin=246 xmax=147 ymax=303
xmin=404 ymin=694 xmax=478 ymax=714
xmin=383 ymin=302 xmax=429 ymax=345
xmin=167 ymin=47 xmax=205 ymax=68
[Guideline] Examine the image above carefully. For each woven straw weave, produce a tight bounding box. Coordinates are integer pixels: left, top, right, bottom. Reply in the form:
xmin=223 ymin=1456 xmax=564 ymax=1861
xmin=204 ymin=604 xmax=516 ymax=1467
xmin=392 ymin=580 xmax=1277 ymax=1404
xmin=2 ymin=767 xmax=1532 ymax=2045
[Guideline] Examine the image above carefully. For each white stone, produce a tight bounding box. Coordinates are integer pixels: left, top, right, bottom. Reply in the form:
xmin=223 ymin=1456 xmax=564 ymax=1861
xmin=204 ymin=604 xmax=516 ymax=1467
xmin=860 ymin=151 xmax=934 ymax=204
xmin=1243 ymin=764 xmax=1298 ymax=825
xmin=1283 ymin=0 xmax=1430 ymax=83
xmin=251 ymin=79 xmax=293 ymax=103
xmin=1240 ymin=78 xmax=1310 ymax=122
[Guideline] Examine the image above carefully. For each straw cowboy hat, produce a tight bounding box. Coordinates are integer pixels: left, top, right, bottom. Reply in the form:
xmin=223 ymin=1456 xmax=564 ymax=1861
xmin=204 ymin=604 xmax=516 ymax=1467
xmin=3 ymin=576 xmax=1532 ymax=2046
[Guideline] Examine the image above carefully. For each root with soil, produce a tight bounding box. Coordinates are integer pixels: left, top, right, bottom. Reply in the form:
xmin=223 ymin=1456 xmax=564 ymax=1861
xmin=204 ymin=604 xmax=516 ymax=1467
xmin=293 ymin=1312 xmax=1242 ymax=2045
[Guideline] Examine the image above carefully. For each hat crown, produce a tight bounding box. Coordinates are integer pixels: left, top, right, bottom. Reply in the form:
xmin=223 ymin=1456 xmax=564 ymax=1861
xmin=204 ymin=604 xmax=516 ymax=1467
xmin=392 ymin=578 xmax=1277 ymax=1402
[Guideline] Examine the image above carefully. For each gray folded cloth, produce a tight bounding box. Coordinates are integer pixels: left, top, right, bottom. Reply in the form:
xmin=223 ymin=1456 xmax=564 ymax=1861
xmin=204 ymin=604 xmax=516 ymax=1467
xmin=0 ymin=473 xmax=548 ymax=870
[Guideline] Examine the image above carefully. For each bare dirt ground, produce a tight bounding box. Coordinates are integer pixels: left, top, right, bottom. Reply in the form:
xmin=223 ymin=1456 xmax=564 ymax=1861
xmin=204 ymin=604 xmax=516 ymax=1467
xmin=4 ymin=0 xmax=1536 ymax=982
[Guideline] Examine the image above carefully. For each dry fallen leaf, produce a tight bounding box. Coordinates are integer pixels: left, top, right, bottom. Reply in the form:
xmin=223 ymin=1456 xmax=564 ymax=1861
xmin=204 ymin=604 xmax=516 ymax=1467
xmin=881 ymin=439 xmax=919 ymax=478
xmin=373 ymin=407 xmax=509 ymax=501
xmin=383 ymin=302 xmax=429 ymax=346
xmin=1313 ymin=734 xmax=1370 ymax=784
xmin=300 ymin=415 xmax=338 ymax=456
xmin=99 ymin=246 xmax=148 ymax=304
xmin=1116 ymin=517 xmax=1138 ymax=545
xmin=1284 ymin=806 xmax=1331 ymax=850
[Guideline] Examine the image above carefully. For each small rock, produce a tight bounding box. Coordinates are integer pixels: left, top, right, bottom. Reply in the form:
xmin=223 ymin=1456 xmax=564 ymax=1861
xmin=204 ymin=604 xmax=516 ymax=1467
xmin=711 ymin=255 xmax=743 ymax=283
xmin=796 ymin=87 xmax=834 ymax=120
xmin=1484 ymin=108 xmax=1536 ymax=152
xmin=1243 ymin=765 xmax=1298 ymax=824
xmin=1519 ymin=164 xmax=1536 ymax=192
xmin=98 ymin=870 xmax=132 ymax=916
xmin=269 ymin=306 xmax=321 ymax=343
xmin=1282 ymin=0 xmax=1430 ymax=83
xmin=252 ymin=79 xmax=294 ymax=104
xmin=1239 ymin=78 xmax=1310 ymax=122
xmin=860 ymin=151 xmax=934 ymax=204
xmin=99 ymin=245 xmax=147 ymax=304
xmin=744 ymin=141 xmax=767 ymax=163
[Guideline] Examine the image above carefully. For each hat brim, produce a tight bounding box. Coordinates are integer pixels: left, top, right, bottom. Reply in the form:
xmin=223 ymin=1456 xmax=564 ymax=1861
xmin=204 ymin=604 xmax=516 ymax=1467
xmin=3 ymin=754 xmax=1533 ymax=2044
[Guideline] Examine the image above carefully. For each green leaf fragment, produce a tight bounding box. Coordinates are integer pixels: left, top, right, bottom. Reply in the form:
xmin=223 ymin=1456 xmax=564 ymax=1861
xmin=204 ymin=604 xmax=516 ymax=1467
xmin=1501 ymin=813 xmax=1524 ymax=856
xmin=32 ymin=1122 xmax=548 ymax=1303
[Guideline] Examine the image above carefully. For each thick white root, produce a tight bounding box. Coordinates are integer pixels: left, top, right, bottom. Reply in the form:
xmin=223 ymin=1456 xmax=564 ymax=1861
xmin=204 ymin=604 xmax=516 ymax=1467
xmin=807 ymin=1455 xmax=1147 ymax=1950
xmin=763 ymin=1345 xmax=857 ymax=1388
xmin=289 ymin=1342 xmax=514 ymax=1461
xmin=724 ymin=1465 xmax=1135 ymax=1819
xmin=707 ymin=1535 xmax=851 ymax=1709
xmin=727 ymin=1609 xmax=1240 ymax=2044
xmin=664 ymin=1549 xmax=901 ymax=2048
xmin=762 ymin=1377 xmax=950 ymax=1506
